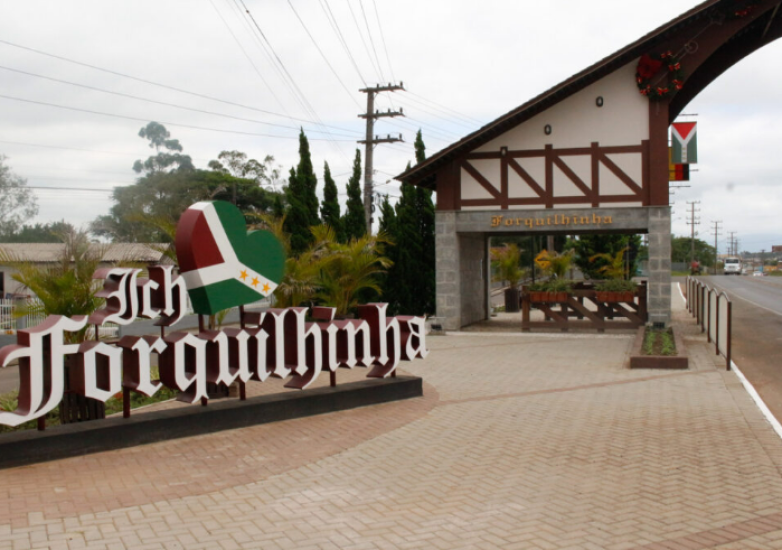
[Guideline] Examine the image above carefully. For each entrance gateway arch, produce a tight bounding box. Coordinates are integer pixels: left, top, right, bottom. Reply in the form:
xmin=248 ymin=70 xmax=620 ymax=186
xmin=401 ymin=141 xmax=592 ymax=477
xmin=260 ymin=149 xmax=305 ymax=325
xmin=397 ymin=0 xmax=782 ymax=331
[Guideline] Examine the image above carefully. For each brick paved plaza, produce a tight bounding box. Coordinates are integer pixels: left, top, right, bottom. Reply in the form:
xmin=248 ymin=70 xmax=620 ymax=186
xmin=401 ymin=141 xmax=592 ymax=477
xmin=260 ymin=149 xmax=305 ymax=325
xmin=2 ymin=288 xmax=782 ymax=549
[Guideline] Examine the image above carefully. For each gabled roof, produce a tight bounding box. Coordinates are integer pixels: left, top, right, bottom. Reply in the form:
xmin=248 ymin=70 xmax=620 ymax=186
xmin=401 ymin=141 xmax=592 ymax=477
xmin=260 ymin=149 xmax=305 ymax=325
xmin=396 ymin=0 xmax=723 ymax=188
xmin=0 ymin=243 xmax=171 ymax=264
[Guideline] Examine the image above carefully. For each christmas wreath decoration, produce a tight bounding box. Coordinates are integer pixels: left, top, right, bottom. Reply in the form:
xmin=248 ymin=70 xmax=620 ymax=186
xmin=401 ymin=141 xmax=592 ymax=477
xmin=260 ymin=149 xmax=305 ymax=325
xmin=635 ymin=51 xmax=684 ymax=99
xmin=726 ymin=0 xmax=762 ymax=19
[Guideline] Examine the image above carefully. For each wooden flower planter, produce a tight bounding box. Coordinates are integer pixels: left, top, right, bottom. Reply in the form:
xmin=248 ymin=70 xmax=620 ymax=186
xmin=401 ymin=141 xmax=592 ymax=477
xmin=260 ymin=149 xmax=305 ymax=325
xmin=521 ymin=283 xmax=647 ymax=332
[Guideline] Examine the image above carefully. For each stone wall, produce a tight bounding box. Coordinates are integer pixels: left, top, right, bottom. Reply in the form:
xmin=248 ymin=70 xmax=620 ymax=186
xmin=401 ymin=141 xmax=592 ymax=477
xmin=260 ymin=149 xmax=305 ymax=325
xmin=435 ymin=206 xmax=672 ymax=330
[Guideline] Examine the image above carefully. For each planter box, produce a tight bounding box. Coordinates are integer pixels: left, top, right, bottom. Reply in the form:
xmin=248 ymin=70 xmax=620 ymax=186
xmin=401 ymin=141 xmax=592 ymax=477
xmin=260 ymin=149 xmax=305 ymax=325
xmin=629 ymin=326 xmax=688 ymax=369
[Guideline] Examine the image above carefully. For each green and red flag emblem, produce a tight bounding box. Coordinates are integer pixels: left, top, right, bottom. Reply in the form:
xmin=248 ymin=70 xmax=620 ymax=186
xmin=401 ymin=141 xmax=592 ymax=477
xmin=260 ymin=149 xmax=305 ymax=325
xmin=671 ymin=122 xmax=697 ymax=164
xmin=175 ymin=201 xmax=285 ymax=315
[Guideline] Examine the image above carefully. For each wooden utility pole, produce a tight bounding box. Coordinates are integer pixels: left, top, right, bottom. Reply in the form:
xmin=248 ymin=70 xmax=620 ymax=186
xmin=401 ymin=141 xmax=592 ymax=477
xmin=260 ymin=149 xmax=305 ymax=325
xmin=358 ymin=83 xmax=405 ymax=231
xmin=710 ymin=220 xmax=722 ymax=274
xmin=686 ymin=200 xmax=700 ymax=265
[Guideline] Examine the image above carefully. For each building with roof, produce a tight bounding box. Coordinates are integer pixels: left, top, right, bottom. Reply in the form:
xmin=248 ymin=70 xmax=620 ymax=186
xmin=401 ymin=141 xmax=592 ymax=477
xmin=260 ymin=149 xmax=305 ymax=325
xmin=397 ymin=0 xmax=782 ymax=330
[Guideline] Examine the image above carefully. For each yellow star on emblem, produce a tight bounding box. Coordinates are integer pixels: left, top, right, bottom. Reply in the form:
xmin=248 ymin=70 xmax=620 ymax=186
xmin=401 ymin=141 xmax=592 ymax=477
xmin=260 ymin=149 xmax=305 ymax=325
xmin=262 ymin=283 xmax=271 ymax=294
xmin=251 ymin=277 xmax=259 ymax=287
xmin=240 ymin=270 xmax=248 ymax=280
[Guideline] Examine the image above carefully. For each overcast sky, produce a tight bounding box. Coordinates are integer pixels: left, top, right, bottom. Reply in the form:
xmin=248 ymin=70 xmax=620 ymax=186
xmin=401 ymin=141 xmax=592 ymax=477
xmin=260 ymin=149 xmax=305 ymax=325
xmin=1 ymin=0 xmax=780 ymax=253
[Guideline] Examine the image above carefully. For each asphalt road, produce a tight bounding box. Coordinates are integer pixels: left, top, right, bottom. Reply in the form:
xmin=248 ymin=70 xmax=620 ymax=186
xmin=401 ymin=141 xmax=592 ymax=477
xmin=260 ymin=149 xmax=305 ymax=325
xmin=691 ymin=274 xmax=782 ymax=424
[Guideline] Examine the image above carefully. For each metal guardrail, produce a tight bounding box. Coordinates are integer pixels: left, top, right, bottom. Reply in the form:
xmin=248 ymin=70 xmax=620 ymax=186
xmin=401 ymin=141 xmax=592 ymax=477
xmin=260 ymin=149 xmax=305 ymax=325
xmin=685 ymin=276 xmax=732 ymax=371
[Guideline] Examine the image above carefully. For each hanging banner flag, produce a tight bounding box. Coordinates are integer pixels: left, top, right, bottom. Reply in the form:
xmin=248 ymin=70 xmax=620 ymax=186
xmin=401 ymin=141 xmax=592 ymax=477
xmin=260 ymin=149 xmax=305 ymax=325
xmin=671 ymin=122 xmax=697 ymax=164
xmin=668 ymin=147 xmax=690 ymax=181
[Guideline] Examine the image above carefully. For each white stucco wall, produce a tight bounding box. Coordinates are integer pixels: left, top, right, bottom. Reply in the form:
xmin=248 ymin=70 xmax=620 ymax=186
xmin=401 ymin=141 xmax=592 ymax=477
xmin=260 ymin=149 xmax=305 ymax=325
xmin=461 ymin=61 xmax=649 ymax=208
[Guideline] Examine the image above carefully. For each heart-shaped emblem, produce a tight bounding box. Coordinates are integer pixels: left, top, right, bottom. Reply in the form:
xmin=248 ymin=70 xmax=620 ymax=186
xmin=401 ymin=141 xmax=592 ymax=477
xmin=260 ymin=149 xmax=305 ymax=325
xmin=175 ymin=201 xmax=286 ymax=315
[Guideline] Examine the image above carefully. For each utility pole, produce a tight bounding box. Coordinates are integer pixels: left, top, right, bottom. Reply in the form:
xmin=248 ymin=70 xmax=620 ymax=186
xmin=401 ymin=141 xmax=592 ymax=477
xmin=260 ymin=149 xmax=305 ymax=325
xmin=686 ymin=200 xmax=701 ymax=265
xmin=727 ymin=231 xmax=737 ymax=256
xmin=710 ymin=220 xmax=722 ymax=275
xmin=358 ymin=83 xmax=405 ymax=231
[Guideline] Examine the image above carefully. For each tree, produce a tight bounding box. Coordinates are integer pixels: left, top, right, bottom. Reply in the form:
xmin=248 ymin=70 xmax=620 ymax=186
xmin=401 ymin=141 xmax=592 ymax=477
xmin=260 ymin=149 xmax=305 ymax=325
xmin=343 ymin=149 xmax=366 ymax=241
xmin=0 ymin=221 xmax=74 ymax=243
xmin=208 ymin=150 xmax=282 ymax=191
xmin=132 ymin=122 xmax=194 ymax=175
xmin=413 ymin=130 xmax=436 ymax=315
xmin=296 ymin=130 xmax=319 ymax=225
xmin=671 ymin=236 xmax=715 ymax=267
xmin=92 ymin=169 xmax=282 ymax=242
xmin=284 ymin=167 xmax=313 ymax=255
xmin=0 ymin=156 xmax=38 ymax=237
xmin=320 ymin=162 xmax=343 ymax=242
xmin=573 ymin=234 xmax=641 ymax=279
xmin=377 ymin=195 xmax=399 ymax=312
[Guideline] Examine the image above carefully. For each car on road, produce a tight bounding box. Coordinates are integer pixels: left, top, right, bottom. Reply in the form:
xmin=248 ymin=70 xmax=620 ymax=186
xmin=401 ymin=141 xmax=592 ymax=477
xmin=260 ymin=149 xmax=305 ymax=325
xmin=753 ymin=271 xmax=765 ymax=277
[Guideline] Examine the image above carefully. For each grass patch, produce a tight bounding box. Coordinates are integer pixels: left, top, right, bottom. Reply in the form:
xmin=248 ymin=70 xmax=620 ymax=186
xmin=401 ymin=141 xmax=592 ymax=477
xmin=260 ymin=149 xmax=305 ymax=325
xmin=642 ymin=327 xmax=677 ymax=356
xmin=0 ymin=366 xmax=178 ymax=433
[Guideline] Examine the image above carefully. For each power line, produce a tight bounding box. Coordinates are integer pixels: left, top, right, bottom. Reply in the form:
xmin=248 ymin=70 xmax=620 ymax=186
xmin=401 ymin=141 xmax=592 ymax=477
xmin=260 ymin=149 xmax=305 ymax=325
xmin=407 ymin=90 xmax=484 ymax=125
xmin=26 ymin=185 xmax=115 ymax=192
xmin=320 ymin=0 xmax=367 ymax=86
xmin=371 ymin=0 xmax=396 ymax=83
xmin=0 ymin=65 xmax=361 ymax=138
xmin=207 ymin=0 xmax=287 ymax=113
xmin=286 ymin=0 xmax=361 ymax=108
xmin=0 ymin=38 xmax=356 ymax=134
xmin=345 ymin=0 xmax=382 ymax=82
xmin=358 ymin=0 xmax=385 ymax=82
xmin=0 ymin=93 xmax=357 ymax=141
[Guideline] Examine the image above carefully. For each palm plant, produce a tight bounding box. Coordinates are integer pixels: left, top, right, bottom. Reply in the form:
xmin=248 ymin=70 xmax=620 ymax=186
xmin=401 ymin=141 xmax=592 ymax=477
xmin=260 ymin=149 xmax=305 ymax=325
xmin=535 ymin=249 xmax=573 ymax=278
xmin=315 ymin=228 xmax=392 ymax=317
xmin=589 ymin=247 xmax=629 ymax=280
xmin=0 ymin=227 xmax=104 ymax=342
xmin=491 ymin=244 xmax=524 ymax=287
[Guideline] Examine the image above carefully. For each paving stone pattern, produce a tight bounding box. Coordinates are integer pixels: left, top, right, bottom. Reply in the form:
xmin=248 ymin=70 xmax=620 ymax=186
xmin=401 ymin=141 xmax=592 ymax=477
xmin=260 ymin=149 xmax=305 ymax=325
xmin=2 ymin=287 xmax=782 ymax=549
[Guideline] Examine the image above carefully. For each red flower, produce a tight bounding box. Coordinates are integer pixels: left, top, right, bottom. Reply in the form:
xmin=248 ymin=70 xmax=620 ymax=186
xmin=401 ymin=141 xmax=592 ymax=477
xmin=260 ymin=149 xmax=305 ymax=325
xmin=673 ymin=79 xmax=684 ymax=90
xmin=668 ymin=62 xmax=681 ymax=71
xmin=656 ymin=87 xmax=669 ymax=96
xmin=637 ymin=54 xmax=663 ymax=80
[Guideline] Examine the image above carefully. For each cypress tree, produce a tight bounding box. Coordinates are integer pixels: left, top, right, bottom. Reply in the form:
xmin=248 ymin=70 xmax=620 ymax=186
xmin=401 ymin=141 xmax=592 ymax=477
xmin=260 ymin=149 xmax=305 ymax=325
xmin=296 ymin=129 xmax=319 ymax=225
xmin=393 ymin=177 xmax=423 ymax=314
xmin=378 ymin=194 xmax=399 ymax=313
xmin=320 ymin=161 xmax=343 ymax=241
xmin=413 ymin=130 xmax=436 ymax=314
xmin=284 ymin=167 xmax=311 ymax=255
xmin=343 ymin=149 xmax=366 ymax=241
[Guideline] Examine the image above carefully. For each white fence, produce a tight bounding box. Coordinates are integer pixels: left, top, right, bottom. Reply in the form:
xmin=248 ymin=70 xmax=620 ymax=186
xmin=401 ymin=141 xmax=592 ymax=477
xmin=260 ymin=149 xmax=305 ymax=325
xmin=0 ymin=298 xmax=118 ymax=339
xmin=685 ymin=277 xmax=732 ymax=370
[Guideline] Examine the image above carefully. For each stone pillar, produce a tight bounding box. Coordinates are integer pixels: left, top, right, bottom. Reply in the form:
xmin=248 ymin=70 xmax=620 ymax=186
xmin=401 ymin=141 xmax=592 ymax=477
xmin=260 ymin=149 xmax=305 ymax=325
xmin=459 ymin=233 xmax=486 ymax=327
xmin=435 ymin=212 xmax=460 ymax=330
xmin=647 ymin=206 xmax=672 ymax=326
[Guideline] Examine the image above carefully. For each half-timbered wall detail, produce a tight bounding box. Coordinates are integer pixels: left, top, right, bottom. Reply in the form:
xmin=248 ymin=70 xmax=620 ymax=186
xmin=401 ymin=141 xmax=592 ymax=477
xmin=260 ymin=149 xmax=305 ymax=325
xmin=459 ymin=62 xmax=650 ymax=211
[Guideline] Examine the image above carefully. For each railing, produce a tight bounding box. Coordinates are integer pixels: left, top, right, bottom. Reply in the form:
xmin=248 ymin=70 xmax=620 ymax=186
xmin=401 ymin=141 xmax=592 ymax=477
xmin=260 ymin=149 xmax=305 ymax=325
xmin=0 ymin=298 xmax=118 ymax=339
xmin=685 ymin=277 xmax=732 ymax=371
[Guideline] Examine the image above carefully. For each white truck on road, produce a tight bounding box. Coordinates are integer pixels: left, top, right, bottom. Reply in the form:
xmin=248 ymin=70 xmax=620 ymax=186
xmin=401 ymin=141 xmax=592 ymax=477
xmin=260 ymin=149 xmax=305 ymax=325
xmin=723 ymin=257 xmax=742 ymax=275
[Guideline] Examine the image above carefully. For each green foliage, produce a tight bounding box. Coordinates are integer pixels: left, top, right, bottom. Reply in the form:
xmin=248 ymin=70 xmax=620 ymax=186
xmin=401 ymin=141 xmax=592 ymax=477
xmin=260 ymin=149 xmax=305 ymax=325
xmin=296 ymin=129 xmax=319 ymax=225
xmin=284 ymin=131 xmax=320 ymax=254
xmin=414 ymin=129 xmax=426 ymax=164
xmin=314 ymin=226 xmax=393 ymax=317
xmin=92 ymin=169 xmax=281 ymax=242
xmin=593 ymin=279 xmax=638 ymax=292
xmin=0 ymin=220 xmax=74 ymax=243
xmin=642 ymin=327 xmax=677 ymax=356
xmin=0 ymin=155 xmax=38 ymax=237
xmin=208 ymin=150 xmax=282 ymax=189
xmin=342 ymin=149 xmax=366 ymax=241
xmin=535 ymin=249 xmax=573 ymax=278
xmin=573 ymin=234 xmax=641 ymax=279
xmin=544 ymin=278 xmax=573 ymax=293
xmin=132 ymin=122 xmax=194 ymax=175
xmin=589 ymin=247 xmax=629 ymax=279
xmin=671 ymin=236 xmax=716 ymax=266
xmin=491 ymin=244 xmax=524 ymax=287
xmin=377 ymin=194 xmax=398 ymax=310
xmin=320 ymin=161 xmax=343 ymax=242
